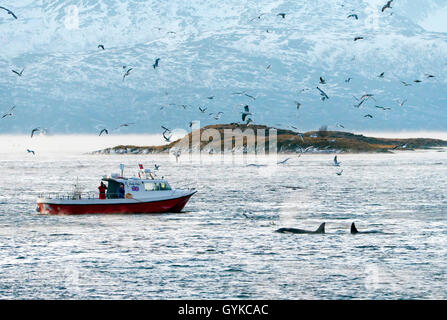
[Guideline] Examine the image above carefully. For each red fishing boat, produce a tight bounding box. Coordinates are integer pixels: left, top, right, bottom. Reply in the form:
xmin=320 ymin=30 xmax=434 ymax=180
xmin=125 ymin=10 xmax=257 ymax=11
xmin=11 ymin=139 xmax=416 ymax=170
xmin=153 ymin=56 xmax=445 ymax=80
xmin=36 ymin=164 xmax=196 ymax=215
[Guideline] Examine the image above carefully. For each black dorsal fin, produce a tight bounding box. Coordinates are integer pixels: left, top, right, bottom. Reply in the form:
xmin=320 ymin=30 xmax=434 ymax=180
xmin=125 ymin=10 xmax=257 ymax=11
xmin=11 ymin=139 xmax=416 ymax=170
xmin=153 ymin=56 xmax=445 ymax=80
xmin=315 ymin=223 xmax=325 ymax=234
xmin=351 ymin=222 xmax=359 ymax=234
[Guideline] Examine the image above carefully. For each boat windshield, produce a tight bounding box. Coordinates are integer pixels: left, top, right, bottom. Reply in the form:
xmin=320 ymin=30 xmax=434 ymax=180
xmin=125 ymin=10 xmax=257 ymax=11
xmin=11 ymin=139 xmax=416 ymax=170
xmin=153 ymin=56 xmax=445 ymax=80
xmin=144 ymin=182 xmax=172 ymax=191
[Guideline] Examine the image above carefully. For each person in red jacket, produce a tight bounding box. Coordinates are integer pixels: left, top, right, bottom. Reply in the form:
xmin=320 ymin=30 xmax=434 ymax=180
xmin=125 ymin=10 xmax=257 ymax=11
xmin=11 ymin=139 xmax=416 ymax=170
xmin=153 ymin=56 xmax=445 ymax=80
xmin=98 ymin=182 xmax=107 ymax=199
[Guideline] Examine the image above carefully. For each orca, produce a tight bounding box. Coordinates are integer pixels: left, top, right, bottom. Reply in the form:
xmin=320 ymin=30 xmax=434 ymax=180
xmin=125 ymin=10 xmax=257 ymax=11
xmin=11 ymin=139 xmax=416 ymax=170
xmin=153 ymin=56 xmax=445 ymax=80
xmin=276 ymin=223 xmax=325 ymax=234
xmin=350 ymin=222 xmax=381 ymax=234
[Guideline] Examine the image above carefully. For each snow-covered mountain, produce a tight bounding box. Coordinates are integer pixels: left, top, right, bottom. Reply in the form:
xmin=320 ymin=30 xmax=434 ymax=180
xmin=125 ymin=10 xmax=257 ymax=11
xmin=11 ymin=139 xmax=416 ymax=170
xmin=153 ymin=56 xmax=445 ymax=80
xmin=0 ymin=0 xmax=446 ymax=134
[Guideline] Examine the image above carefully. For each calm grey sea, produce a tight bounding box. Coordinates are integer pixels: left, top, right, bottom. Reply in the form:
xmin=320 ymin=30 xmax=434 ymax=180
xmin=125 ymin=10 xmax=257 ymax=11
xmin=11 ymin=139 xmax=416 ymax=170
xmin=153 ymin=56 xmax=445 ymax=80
xmin=0 ymin=150 xmax=446 ymax=299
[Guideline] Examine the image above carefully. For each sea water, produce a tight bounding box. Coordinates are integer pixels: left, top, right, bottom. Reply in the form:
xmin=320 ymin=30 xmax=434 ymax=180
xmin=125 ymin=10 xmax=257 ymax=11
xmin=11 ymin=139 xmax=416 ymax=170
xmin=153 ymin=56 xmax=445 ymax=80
xmin=0 ymin=137 xmax=446 ymax=299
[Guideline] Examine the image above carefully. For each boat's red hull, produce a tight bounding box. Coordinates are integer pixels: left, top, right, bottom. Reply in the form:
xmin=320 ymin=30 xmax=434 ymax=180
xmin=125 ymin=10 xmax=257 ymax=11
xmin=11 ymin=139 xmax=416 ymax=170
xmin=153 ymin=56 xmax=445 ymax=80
xmin=37 ymin=194 xmax=194 ymax=215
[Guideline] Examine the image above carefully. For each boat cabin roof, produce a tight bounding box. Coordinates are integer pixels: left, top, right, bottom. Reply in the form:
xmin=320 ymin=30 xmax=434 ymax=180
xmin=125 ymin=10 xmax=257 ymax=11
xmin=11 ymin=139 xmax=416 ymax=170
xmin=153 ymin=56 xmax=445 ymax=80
xmin=102 ymin=177 xmax=168 ymax=184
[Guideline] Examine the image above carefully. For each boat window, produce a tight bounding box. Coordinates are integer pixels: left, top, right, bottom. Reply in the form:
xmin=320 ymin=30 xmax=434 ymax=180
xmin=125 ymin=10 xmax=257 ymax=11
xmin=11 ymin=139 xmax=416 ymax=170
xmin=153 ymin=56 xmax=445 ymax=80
xmin=144 ymin=182 xmax=172 ymax=191
xmin=159 ymin=182 xmax=171 ymax=190
xmin=144 ymin=182 xmax=157 ymax=191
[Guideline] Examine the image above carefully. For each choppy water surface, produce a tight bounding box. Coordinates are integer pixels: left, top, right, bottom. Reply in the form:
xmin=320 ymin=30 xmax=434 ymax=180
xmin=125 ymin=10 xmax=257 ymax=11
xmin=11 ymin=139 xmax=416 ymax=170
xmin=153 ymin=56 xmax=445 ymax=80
xmin=0 ymin=150 xmax=446 ymax=299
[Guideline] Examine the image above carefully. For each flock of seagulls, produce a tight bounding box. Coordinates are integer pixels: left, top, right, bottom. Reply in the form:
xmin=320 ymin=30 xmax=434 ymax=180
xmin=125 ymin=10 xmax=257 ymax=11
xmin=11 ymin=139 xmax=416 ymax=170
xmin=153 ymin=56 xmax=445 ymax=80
xmin=0 ymin=1 xmax=441 ymax=159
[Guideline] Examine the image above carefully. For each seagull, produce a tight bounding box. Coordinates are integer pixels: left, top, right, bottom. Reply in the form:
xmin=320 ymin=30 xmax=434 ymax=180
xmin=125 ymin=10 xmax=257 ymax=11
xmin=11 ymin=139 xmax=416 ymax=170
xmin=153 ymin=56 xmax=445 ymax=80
xmin=382 ymin=0 xmax=393 ymax=12
xmin=26 ymin=149 xmax=35 ymax=155
xmin=336 ymin=124 xmax=345 ymax=129
xmin=163 ymin=131 xmax=172 ymax=142
xmin=122 ymin=68 xmax=133 ymax=81
xmin=99 ymin=128 xmax=108 ymax=136
xmin=244 ymin=93 xmax=256 ymax=100
xmin=199 ymin=106 xmax=207 ymax=113
xmin=316 ymin=87 xmax=329 ymax=101
xmin=425 ymin=74 xmax=435 ymax=78
xmin=377 ymin=72 xmax=385 ymax=78
xmin=250 ymin=13 xmax=265 ymax=21
xmin=277 ymin=13 xmax=286 ymax=19
xmin=12 ymin=68 xmax=24 ymax=77
xmin=207 ymin=96 xmax=214 ymax=100
xmin=347 ymin=14 xmax=358 ymax=20
xmin=31 ymin=127 xmax=41 ymax=138
xmin=354 ymin=99 xmax=366 ymax=108
xmin=319 ymin=77 xmax=326 ymax=84
xmin=277 ymin=158 xmax=291 ymax=165
xmin=336 ymin=169 xmax=343 ymax=176
xmin=397 ymin=99 xmax=407 ymax=107
xmin=333 ymin=156 xmax=341 ymax=166
xmin=345 ymin=77 xmax=352 ymax=83
xmin=401 ymin=81 xmax=412 ymax=86
xmin=414 ymin=79 xmax=422 ymax=83
xmin=375 ymin=106 xmax=391 ymax=110
xmin=266 ymin=64 xmax=271 ymax=71
xmin=295 ymin=101 xmax=302 ymax=110
xmin=98 ymin=44 xmax=105 ymax=50
xmin=360 ymin=94 xmax=376 ymax=101
xmin=1 ymin=105 xmax=15 ymax=119
xmin=354 ymin=36 xmax=364 ymax=41
xmin=0 ymin=6 xmax=17 ymax=19
xmin=153 ymin=58 xmax=160 ymax=69
xmin=154 ymin=164 xmax=160 ymax=170
xmin=161 ymin=125 xmax=171 ymax=133
xmin=213 ymin=112 xmax=224 ymax=120
xmin=364 ymin=114 xmax=373 ymax=118
xmin=115 ymin=123 xmax=135 ymax=130
xmin=241 ymin=105 xmax=252 ymax=122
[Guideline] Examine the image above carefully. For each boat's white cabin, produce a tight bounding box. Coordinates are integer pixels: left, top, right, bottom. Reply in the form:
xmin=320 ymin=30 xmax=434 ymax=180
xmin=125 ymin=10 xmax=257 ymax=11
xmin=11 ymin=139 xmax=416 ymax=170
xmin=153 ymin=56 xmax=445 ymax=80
xmin=101 ymin=174 xmax=172 ymax=199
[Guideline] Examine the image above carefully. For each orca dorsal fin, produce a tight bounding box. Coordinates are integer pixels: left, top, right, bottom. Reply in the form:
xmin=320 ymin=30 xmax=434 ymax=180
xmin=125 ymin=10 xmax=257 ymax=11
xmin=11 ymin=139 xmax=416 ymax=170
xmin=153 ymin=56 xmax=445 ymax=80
xmin=315 ymin=223 xmax=325 ymax=234
xmin=351 ymin=222 xmax=359 ymax=234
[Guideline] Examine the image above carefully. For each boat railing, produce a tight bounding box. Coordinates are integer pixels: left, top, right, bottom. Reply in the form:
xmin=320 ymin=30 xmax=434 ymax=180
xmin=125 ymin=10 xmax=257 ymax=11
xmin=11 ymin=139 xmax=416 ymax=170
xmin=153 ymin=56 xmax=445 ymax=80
xmin=37 ymin=192 xmax=123 ymax=200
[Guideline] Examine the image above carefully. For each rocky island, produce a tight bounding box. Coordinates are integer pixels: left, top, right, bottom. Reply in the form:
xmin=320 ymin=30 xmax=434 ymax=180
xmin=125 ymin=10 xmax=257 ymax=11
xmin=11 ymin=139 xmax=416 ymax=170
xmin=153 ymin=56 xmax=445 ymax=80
xmin=91 ymin=124 xmax=447 ymax=155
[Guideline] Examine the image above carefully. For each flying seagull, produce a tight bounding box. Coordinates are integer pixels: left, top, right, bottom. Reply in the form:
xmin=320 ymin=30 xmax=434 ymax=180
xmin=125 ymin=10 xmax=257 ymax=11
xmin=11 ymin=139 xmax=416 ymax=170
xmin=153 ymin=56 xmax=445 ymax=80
xmin=333 ymin=156 xmax=341 ymax=166
xmin=375 ymin=105 xmax=391 ymax=110
xmin=354 ymin=36 xmax=364 ymax=41
xmin=153 ymin=58 xmax=160 ymax=69
xmin=295 ymin=101 xmax=302 ymax=110
xmin=377 ymin=72 xmax=385 ymax=78
xmin=345 ymin=77 xmax=352 ymax=83
xmin=277 ymin=158 xmax=291 ymax=165
xmin=161 ymin=125 xmax=171 ymax=133
xmin=12 ymin=68 xmax=24 ymax=77
xmin=26 ymin=149 xmax=35 ymax=155
xmin=122 ymin=68 xmax=133 ymax=81
xmin=99 ymin=128 xmax=109 ymax=136
xmin=336 ymin=169 xmax=343 ymax=176
xmin=98 ymin=44 xmax=105 ymax=50
xmin=31 ymin=127 xmax=41 ymax=138
xmin=0 ymin=6 xmax=17 ymax=19
xmin=364 ymin=114 xmax=373 ymax=118
xmin=414 ymin=79 xmax=422 ymax=83
xmin=244 ymin=93 xmax=256 ymax=100
xmin=241 ymin=105 xmax=252 ymax=122
xmin=382 ymin=0 xmax=393 ymax=12
xmin=163 ymin=130 xmax=172 ymax=142
xmin=319 ymin=77 xmax=326 ymax=84
xmin=199 ymin=106 xmax=207 ymax=113
xmin=250 ymin=13 xmax=265 ymax=21
xmin=277 ymin=13 xmax=286 ymax=19
xmin=1 ymin=105 xmax=15 ymax=119
xmin=347 ymin=14 xmax=358 ymax=20
xmin=316 ymin=87 xmax=329 ymax=101
xmin=401 ymin=81 xmax=412 ymax=86
xmin=397 ymin=99 xmax=407 ymax=107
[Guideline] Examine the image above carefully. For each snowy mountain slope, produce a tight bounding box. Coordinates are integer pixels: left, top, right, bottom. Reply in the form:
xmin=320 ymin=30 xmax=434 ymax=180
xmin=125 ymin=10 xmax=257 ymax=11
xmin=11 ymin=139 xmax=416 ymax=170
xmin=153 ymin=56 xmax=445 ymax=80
xmin=0 ymin=0 xmax=446 ymax=134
